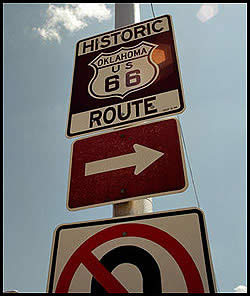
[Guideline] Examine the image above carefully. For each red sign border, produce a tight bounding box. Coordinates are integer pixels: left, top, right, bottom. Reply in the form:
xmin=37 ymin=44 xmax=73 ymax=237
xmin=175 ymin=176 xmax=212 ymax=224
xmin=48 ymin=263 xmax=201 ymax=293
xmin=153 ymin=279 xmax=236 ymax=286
xmin=47 ymin=208 xmax=216 ymax=293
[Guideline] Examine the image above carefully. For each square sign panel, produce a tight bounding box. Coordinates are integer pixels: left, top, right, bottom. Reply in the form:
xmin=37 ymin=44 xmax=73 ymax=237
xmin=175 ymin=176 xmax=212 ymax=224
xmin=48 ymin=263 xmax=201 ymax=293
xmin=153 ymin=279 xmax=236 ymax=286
xmin=66 ymin=15 xmax=185 ymax=138
xmin=47 ymin=208 xmax=217 ymax=293
xmin=67 ymin=118 xmax=188 ymax=210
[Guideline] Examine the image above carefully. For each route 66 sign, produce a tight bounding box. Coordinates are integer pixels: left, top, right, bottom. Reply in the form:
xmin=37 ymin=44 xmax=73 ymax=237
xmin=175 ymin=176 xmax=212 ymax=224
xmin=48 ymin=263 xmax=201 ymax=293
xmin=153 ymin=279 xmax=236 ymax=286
xmin=88 ymin=42 xmax=159 ymax=99
xmin=66 ymin=15 xmax=185 ymax=138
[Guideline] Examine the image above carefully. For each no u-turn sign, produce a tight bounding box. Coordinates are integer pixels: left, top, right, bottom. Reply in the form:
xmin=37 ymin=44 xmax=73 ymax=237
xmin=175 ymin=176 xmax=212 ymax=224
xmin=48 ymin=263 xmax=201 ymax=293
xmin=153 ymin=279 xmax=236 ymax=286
xmin=47 ymin=208 xmax=216 ymax=293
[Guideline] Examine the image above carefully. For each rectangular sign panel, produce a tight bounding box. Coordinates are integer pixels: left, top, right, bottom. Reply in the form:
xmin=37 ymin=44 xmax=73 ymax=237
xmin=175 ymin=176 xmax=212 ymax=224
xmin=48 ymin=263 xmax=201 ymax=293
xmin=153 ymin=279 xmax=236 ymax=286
xmin=66 ymin=15 xmax=185 ymax=138
xmin=47 ymin=208 xmax=217 ymax=293
xmin=67 ymin=118 xmax=188 ymax=210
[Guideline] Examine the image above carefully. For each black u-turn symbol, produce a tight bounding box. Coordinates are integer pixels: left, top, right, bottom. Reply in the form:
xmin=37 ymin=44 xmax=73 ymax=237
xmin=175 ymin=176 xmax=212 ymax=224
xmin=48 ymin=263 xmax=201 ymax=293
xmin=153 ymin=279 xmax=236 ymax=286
xmin=91 ymin=245 xmax=162 ymax=294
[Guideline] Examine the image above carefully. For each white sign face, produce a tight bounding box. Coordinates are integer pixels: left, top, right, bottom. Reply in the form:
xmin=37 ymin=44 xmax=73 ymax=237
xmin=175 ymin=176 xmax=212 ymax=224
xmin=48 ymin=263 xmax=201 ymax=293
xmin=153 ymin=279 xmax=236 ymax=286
xmin=66 ymin=15 xmax=185 ymax=138
xmin=47 ymin=208 xmax=216 ymax=293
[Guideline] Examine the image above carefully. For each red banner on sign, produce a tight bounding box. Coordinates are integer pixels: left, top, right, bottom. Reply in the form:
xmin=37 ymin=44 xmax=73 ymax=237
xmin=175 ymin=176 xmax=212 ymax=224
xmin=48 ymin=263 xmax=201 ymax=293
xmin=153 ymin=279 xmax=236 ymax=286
xmin=67 ymin=118 xmax=188 ymax=210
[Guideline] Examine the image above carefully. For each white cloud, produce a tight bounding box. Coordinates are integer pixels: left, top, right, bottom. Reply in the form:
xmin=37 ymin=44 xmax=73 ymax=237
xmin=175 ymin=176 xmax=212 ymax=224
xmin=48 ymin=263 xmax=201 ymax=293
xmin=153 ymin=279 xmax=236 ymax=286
xmin=234 ymin=285 xmax=247 ymax=293
xmin=197 ymin=4 xmax=219 ymax=23
xmin=33 ymin=4 xmax=111 ymax=42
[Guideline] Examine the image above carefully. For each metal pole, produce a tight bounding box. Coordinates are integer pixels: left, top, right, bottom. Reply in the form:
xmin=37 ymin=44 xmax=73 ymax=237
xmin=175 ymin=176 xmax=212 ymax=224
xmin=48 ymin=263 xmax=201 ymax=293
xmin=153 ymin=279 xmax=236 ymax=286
xmin=113 ymin=3 xmax=153 ymax=218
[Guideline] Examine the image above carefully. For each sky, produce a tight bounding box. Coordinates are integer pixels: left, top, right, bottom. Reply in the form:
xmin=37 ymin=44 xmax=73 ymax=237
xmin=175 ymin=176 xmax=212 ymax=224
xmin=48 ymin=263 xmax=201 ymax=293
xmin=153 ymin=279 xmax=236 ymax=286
xmin=3 ymin=3 xmax=247 ymax=293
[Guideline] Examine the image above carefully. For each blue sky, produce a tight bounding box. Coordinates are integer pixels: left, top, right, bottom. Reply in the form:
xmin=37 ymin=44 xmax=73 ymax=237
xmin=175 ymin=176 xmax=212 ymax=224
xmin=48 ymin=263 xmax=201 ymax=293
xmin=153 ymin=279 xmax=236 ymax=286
xmin=3 ymin=3 xmax=246 ymax=293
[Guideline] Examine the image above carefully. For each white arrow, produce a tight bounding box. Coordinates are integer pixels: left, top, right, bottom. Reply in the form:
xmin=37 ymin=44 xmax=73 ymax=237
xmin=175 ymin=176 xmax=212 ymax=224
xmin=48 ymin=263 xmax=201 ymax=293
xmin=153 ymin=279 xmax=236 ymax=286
xmin=85 ymin=144 xmax=164 ymax=176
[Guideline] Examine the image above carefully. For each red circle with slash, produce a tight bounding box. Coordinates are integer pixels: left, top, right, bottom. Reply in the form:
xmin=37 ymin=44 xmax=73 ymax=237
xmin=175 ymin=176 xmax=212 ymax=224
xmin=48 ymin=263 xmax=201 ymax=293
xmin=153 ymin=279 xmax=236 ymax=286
xmin=55 ymin=223 xmax=204 ymax=293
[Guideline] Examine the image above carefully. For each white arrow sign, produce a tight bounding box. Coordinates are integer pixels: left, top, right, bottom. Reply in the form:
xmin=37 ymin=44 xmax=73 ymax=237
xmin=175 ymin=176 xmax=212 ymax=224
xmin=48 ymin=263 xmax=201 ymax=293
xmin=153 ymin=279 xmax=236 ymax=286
xmin=85 ymin=144 xmax=164 ymax=176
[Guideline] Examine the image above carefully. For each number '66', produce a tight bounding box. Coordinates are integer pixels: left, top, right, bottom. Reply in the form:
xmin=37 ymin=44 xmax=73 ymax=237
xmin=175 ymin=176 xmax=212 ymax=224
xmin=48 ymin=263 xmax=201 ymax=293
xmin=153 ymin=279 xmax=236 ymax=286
xmin=105 ymin=70 xmax=141 ymax=92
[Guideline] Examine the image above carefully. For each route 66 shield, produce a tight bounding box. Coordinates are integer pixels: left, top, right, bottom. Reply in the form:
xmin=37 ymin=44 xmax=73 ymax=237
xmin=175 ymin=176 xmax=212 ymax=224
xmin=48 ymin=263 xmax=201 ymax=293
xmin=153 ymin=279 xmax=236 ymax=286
xmin=88 ymin=41 xmax=159 ymax=99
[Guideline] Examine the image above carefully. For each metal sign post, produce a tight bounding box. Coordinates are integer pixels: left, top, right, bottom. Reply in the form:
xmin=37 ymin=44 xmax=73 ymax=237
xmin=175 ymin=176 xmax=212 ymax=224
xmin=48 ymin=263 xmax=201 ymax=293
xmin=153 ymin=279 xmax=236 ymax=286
xmin=45 ymin=4 xmax=219 ymax=294
xmin=65 ymin=4 xmax=186 ymax=216
xmin=113 ymin=3 xmax=152 ymax=217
